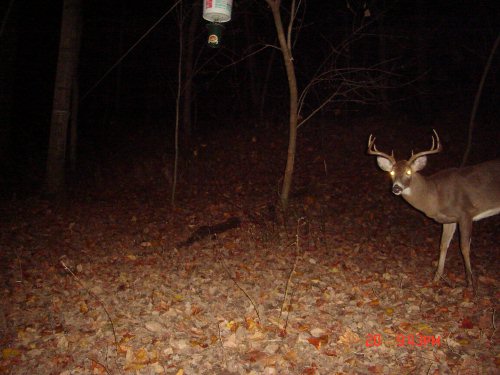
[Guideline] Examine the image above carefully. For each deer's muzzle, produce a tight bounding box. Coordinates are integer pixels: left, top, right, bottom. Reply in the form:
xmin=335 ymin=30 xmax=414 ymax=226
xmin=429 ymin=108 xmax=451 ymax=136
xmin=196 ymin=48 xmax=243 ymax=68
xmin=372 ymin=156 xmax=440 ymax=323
xmin=392 ymin=184 xmax=403 ymax=195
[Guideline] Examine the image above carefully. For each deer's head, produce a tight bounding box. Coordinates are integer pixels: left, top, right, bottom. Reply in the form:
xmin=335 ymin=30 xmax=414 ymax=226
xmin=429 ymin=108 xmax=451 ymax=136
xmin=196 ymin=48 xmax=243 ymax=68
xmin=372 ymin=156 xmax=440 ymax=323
xmin=367 ymin=130 xmax=442 ymax=196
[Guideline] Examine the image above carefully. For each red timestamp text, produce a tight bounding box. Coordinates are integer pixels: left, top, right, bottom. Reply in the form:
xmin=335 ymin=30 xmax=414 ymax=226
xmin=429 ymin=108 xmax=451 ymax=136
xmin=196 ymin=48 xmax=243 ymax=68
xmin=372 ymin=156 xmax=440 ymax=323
xmin=365 ymin=333 xmax=441 ymax=347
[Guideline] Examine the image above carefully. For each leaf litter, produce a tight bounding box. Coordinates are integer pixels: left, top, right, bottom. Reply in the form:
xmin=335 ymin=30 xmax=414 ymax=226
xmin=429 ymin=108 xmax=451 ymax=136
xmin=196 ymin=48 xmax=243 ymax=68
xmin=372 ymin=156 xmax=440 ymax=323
xmin=0 ymin=122 xmax=498 ymax=374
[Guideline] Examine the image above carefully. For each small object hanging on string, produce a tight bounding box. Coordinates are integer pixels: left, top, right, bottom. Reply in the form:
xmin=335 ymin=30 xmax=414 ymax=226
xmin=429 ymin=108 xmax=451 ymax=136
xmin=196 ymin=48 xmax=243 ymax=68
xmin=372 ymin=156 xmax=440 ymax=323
xmin=203 ymin=0 xmax=232 ymax=48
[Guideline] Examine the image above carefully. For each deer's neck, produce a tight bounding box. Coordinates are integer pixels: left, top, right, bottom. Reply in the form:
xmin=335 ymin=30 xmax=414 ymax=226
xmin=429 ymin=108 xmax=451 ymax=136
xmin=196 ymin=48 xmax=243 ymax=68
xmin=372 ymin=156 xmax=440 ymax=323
xmin=401 ymin=173 xmax=438 ymax=218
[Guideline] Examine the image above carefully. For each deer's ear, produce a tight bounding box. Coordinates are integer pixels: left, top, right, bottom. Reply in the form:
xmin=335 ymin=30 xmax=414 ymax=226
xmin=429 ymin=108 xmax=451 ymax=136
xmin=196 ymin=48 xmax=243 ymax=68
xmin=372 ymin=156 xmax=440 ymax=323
xmin=412 ymin=155 xmax=427 ymax=171
xmin=376 ymin=157 xmax=394 ymax=172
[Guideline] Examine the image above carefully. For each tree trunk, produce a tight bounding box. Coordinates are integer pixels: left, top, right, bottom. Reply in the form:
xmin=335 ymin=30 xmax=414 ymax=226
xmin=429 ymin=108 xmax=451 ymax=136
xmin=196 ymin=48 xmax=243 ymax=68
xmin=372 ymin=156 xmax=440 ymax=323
xmin=266 ymin=0 xmax=299 ymax=209
xmin=69 ymin=76 xmax=79 ymax=172
xmin=0 ymin=0 xmax=17 ymax=181
xmin=182 ymin=0 xmax=201 ymax=141
xmin=45 ymin=0 xmax=81 ymax=194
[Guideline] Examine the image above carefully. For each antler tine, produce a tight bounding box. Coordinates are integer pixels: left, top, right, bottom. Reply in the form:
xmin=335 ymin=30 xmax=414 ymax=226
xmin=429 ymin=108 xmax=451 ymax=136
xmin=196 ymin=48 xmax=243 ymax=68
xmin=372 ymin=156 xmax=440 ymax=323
xmin=367 ymin=134 xmax=396 ymax=164
xmin=408 ymin=129 xmax=442 ymax=163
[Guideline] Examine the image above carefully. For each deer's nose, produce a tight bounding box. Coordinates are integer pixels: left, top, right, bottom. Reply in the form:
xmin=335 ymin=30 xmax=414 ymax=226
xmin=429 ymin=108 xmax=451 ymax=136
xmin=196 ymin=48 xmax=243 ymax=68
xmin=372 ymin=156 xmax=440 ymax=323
xmin=392 ymin=184 xmax=403 ymax=195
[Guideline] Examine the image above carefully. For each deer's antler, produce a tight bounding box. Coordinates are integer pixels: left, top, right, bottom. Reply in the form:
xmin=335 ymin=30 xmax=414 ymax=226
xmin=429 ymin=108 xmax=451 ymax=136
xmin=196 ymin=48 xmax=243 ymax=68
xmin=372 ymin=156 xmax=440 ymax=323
xmin=408 ymin=129 xmax=442 ymax=164
xmin=367 ymin=134 xmax=396 ymax=165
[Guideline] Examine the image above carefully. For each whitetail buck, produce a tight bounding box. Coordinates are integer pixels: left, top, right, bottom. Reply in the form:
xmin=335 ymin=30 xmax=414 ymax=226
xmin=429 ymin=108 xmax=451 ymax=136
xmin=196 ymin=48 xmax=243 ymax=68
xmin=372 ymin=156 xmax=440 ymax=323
xmin=367 ymin=130 xmax=500 ymax=287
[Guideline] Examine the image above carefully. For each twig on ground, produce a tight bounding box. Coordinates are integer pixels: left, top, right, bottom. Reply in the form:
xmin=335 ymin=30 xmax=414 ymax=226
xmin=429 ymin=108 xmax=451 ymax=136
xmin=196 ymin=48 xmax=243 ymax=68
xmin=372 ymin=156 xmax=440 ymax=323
xmin=88 ymin=357 xmax=112 ymax=375
xmin=492 ymin=308 xmax=497 ymax=333
xmin=217 ymin=321 xmax=226 ymax=366
xmin=14 ymin=249 xmax=23 ymax=284
xmin=279 ymin=218 xmax=305 ymax=332
xmin=215 ymin=243 xmax=262 ymax=324
xmin=61 ymin=260 xmax=121 ymax=374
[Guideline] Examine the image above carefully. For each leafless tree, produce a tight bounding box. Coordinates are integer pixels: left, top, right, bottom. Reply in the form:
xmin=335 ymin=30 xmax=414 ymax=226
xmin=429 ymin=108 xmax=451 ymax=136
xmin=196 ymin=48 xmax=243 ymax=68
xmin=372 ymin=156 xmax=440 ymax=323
xmin=181 ymin=0 xmax=202 ymax=140
xmin=45 ymin=0 xmax=82 ymax=194
xmin=265 ymin=0 xmax=299 ymax=209
xmin=264 ymin=0 xmax=401 ymax=208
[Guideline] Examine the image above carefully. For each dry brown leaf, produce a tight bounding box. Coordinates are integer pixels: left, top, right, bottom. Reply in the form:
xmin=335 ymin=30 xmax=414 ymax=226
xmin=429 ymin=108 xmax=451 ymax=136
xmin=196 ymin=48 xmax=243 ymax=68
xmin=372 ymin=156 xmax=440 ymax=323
xmin=261 ymin=354 xmax=281 ymax=367
xmin=283 ymin=349 xmax=298 ymax=363
xmin=79 ymin=301 xmax=88 ymax=314
xmin=245 ymin=349 xmax=267 ymax=363
xmin=461 ymin=317 xmax=474 ymax=329
xmin=145 ymin=321 xmax=167 ymax=334
xmin=307 ymin=335 xmax=329 ymax=350
xmin=338 ymin=328 xmax=360 ymax=346
xmin=478 ymin=313 xmax=492 ymax=329
xmin=245 ymin=317 xmax=257 ymax=331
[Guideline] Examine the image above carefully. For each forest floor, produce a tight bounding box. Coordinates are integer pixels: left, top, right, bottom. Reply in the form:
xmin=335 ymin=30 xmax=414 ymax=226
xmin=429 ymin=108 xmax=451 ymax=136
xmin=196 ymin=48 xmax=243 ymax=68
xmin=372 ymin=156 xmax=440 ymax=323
xmin=1 ymin=117 xmax=499 ymax=374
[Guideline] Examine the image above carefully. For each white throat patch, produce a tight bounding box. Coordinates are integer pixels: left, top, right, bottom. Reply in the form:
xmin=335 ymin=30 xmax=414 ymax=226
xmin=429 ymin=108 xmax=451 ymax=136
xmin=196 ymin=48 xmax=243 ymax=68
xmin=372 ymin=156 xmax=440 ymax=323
xmin=402 ymin=187 xmax=412 ymax=196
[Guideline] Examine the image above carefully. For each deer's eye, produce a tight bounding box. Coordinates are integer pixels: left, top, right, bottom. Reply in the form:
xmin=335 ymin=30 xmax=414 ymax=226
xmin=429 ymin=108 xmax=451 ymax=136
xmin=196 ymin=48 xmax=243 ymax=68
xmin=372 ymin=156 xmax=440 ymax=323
xmin=390 ymin=170 xmax=395 ymax=177
xmin=405 ymin=169 xmax=412 ymax=176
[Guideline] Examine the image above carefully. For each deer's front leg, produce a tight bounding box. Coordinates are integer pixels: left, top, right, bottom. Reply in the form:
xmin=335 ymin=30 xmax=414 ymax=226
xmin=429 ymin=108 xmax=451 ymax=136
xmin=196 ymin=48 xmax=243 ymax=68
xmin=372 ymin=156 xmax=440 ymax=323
xmin=434 ymin=223 xmax=457 ymax=282
xmin=458 ymin=218 xmax=474 ymax=287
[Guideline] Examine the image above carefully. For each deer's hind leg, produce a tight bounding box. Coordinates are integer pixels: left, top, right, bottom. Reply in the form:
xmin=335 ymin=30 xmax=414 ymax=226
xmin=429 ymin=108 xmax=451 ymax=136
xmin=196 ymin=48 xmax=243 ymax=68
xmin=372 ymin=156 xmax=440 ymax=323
xmin=458 ymin=218 xmax=474 ymax=287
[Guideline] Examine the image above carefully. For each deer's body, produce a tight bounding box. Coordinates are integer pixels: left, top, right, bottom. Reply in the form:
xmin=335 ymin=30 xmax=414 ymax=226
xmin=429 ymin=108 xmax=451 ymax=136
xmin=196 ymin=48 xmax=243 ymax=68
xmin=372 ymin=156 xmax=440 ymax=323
xmin=368 ymin=130 xmax=500 ymax=287
xmin=405 ymin=160 xmax=500 ymax=223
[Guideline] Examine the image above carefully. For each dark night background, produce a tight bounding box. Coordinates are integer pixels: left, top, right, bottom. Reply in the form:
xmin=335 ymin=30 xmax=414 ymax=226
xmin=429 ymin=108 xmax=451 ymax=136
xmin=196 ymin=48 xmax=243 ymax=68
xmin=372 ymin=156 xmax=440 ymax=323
xmin=0 ymin=0 xmax=499 ymax=196
xmin=1 ymin=3 xmax=500 ymax=372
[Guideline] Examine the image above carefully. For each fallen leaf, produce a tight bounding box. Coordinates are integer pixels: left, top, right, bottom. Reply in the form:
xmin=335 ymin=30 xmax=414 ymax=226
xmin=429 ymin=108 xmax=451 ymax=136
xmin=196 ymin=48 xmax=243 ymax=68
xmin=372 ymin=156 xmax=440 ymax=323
xmin=284 ymin=349 xmax=298 ymax=362
xmin=478 ymin=313 xmax=492 ymax=329
xmin=461 ymin=317 xmax=474 ymax=329
xmin=338 ymin=328 xmax=360 ymax=346
xmin=145 ymin=321 xmax=167 ymax=334
xmin=245 ymin=317 xmax=257 ymax=331
xmin=134 ymin=348 xmax=150 ymax=364
xmin=226 ymin=320 xmax=239 ymax=332
xmin=2 ymin=348 xmax=21 ymax=360
xmin=308 ymin=335 xmax=328 ymax=349
xmin=79 ymin=301 xmax=88 ymax=314
xmin=223 ymin=333 xmax=237 ymax=348
xmin=414 ymin=323 xmax=433 ymax=335
xmin=245 ymin=350 xmax=267 ymax=362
